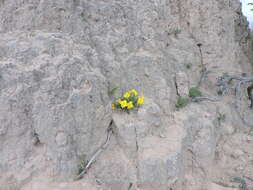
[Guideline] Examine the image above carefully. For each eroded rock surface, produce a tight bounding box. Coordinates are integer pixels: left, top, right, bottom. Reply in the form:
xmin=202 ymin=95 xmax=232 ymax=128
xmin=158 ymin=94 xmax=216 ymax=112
xmin=0 ymin=0 xmax=253 ymax=189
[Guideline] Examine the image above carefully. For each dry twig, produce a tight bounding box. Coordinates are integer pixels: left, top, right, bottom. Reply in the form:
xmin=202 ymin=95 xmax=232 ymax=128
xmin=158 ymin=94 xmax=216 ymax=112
xmin=217 ymin=74 xmax=253 ymax=133
xmin=75 ymin=121 xmax=113 ymax=180
xmin=192 ymin=74 xmax=253 ymax=133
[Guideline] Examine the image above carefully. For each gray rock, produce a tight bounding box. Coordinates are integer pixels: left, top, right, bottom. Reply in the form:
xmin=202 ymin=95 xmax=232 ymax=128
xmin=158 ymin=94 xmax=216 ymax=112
xmin=0 ymin=0 xmax=252 ymax=189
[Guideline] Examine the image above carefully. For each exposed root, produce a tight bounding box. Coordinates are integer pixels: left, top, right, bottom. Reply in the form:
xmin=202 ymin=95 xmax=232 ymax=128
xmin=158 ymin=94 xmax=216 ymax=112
xmin=187 ymin=148 xmax=206 ymax=177
xmin=217 ymin=74 xmax=253 ymax=96
xmin=192 ymin=73 xmax=253 ymax=133
xmin=217 ymin=74 xmax=253 ymax=133
xmin=75 ymin=120 xmax=114 ymax=180
xmin=191 ymin=96 xmax=220 ymax=102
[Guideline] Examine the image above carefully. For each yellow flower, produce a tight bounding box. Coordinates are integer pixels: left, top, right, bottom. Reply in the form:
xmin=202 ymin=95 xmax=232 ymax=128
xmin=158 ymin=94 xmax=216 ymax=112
xmin=120 ymin=100 xmax=128 ymax=108
xmin=137 ymin=95 xmax=144 ymax=105
xmin=127 ymin=101 xmax=134 ymax=109
xmin=123 ymin=92 xmax=130 ymax=99
xmin=112 ymin=104 xmax=116 ymax=110
xmin=130 ymin=89 xmax=138 ymax=96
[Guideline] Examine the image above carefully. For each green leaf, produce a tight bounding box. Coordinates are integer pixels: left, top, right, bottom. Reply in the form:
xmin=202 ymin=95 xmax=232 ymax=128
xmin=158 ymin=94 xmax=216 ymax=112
xmin=189 ymin=88 xmax=203 ymax=98
xmin=109 ymin=87 xmax=119 ymax=95
xmin=128 ymin=183 xmax=133 ymax=190
xmin=176 ymin=96 xmax=189 ymax=108
xmin=77 ymin=159 xmax=88 ymax=175
xmin=174 ymin=29 xmax=182 ymax=34
xmin=217 ymin=113 xmax=226 ymax=121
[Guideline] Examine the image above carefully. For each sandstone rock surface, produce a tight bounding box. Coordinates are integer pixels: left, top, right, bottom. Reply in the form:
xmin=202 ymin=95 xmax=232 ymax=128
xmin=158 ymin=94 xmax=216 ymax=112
xmin=0 ymin=0 xmax=253 ymax=189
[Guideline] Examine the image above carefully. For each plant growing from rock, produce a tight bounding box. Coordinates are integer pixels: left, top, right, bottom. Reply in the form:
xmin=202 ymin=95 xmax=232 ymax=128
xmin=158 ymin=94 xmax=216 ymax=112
xmin=109 ymin=87 xmax=119 ymax=96
xmin=232 ymin=176 xmax=249 ymax=190
xmin=77 ymin=159 xmax=88 ymax=175
xmin=128 ymin=183 xmax=133 ymax=190
xmin=186 ymin=63 xmax=192 ymax=69
xmin=217 ymin=113 xmax=226 ymax=122
xmin=217 ymin=112 xmax=226 ymax=126
xmin=166 ymin=28 xmax=182 ymax=37
xmin=175 ymin=96 xmax=189 ymax=109
xmin=189 ymin=87 xmax=203 ymax=98
xmin=112 ymin=89 xmax=144 ymax=111
xmin=175 ymin=88 xmax=204 ymax=109
xmin=173 ymin=28 xmax=182 ymax=36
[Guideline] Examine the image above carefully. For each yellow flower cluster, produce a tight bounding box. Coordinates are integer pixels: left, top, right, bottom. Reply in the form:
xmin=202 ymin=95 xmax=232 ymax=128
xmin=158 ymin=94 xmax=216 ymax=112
xmin=118 ymin=100 xmax=134 ymax=109
xmin=112 ymin=89 xmax=144 ymax=111
xmin=137 ymin=95 xmax=144 ymax=105
xmin=123 ymin=89 xmax=138 ymax=98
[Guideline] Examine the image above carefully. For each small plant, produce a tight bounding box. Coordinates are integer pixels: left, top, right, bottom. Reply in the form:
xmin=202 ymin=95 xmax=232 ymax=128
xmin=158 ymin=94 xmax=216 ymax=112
xmin=176 ymin=96 xmax=189 ymax=108
xmin=173 ymin=28 xmax=182 ymax=35
xmin=112 ymin=89 xmax=144 ymax=111
xmin=128 ymin=183 xmax=133 ymax=190
xmin=77 ymin=159 xmax=88 ymax=175
xmin=189 ymin=88 xmax=202 ymax=98
xmin=167 ymin=28 xmax=182 ymax=36
xmin=109 ymin=87 xmax=119 ymax=96
xmin=231 ymin=176 xmax=248 ymax=190
xmin=217 ymin=113 xmax=226 ymax=122
xmin=186 ymin=63 xmax=192 ymax=69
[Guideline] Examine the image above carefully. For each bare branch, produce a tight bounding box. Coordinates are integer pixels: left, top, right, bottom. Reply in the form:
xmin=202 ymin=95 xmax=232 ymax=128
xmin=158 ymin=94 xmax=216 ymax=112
xmin=191 ymin=73 xmax=253 ymax=133
xmin=191 ymin=96 xmax=220 ymax=102
xmin=216 ymin=74 xmax=253 ymax=132
xmin=217 ymin=74 xmax=253 ymax=95
xmin=75 ymin=121 xmax=113 ymax=180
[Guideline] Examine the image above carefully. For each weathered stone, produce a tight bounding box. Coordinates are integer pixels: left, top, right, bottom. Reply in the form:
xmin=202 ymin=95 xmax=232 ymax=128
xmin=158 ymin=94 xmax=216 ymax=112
xmin=176 ymin=72 xmax=190 ymax=97
xmin=0 ymin=0 xmax=252 ymax=189
xmin=112 ymin=99 xmax=185 ymax=189
xmin=55 ymin=132 xmax=68 ymax=147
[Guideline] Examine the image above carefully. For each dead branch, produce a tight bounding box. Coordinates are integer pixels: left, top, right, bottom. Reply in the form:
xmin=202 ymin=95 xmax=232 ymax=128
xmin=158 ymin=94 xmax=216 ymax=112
xmin=191 ymin=96 xmax=220 ymax=102
xmin=75 ymin=121 xmax=113 ymax=180
xmin=192 ymin=73 xmax=253 ymax=133
xmin=217 ymin=74 xmax=253 ymax=96
xmin=187 ymin=148 xmax=207 ymax=177
xmin=217 ymin=74 xmax=253 ymax=132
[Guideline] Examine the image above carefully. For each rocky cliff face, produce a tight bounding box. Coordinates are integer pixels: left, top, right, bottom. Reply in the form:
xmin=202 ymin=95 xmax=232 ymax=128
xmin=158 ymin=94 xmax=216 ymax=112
xmin=0 ymin=0 xmax=252 ymax=189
